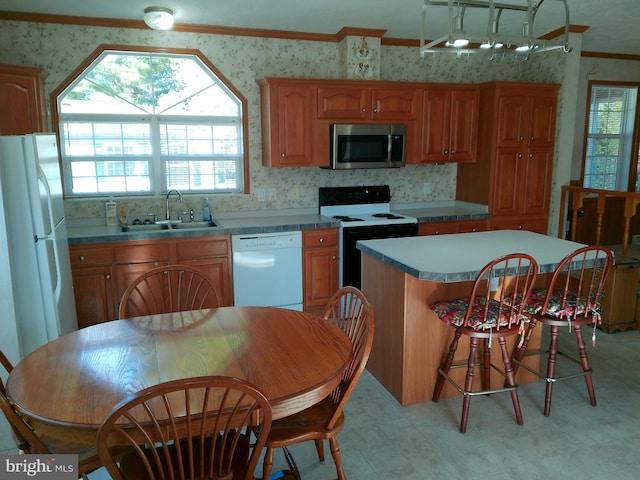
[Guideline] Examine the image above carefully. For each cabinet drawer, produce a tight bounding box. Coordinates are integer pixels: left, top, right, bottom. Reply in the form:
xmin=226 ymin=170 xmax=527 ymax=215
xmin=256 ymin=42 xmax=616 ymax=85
xmin=303 ymin=229 xmax=338 ymax=248
xmin=176 ymin=237 xmax=230 ymax=260
xmin=114 ymin=243 xmax=170 ymax=264
xmin=70 ymin=245 xmax=113 ymax=268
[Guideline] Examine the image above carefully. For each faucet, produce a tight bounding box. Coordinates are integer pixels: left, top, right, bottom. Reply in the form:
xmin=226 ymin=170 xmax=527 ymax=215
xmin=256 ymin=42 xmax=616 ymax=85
xmin=165 ymin=189 xmax=183 ymax=222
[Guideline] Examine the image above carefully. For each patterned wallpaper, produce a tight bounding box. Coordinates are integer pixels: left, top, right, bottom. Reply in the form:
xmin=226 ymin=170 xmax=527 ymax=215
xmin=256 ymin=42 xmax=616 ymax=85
xmin=0 ymin=20 xmax=567 ymax=222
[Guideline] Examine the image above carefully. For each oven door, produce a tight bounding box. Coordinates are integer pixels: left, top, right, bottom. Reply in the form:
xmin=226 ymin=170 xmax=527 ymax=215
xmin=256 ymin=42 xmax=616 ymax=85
xmin=341 ymin=222 xmax=418 ymax=288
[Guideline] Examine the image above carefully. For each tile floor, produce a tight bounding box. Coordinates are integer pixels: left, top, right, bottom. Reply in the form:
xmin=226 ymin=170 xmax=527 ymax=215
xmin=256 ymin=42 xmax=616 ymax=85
xmin=3 ymin=328 xmax=639 ymax=479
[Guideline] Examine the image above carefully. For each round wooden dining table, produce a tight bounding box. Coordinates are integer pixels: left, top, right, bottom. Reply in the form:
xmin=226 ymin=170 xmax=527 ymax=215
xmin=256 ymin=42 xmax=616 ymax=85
xmin=6 ymin=306 xmax=352 ymax=445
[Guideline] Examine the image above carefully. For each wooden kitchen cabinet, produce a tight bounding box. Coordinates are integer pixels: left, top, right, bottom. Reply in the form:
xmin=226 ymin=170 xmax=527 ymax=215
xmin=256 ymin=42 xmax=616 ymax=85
xmin=420 ymin=86 xmax=479 ymax=163
xmin=258 ymin=78 xmax=317 ymax=167
xmin=113 ymin=243 xmax=170 ymax=307
xmin=456 ymin=82 xmax=559 ymax=234
xmin=176 ymin=237 xmax=233 ymax=306
xmin=0 ymin=62 xmax=48 ymax=135
xmin=303 ymin=228 xmax=339 ymax=313
xmin=317 ymin=85 xmax=421 ymax=122
xmin=418 ymin=219 xmax=488 ymax=236
xmin=69 ymin=244 xmax=115 ymax=328
xmin=70 ymin=236 xmax=234 ymax=327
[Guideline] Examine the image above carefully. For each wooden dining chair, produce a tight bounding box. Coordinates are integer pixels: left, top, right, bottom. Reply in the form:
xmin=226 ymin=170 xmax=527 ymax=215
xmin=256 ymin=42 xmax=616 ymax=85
xmin=118 ymin=264 xmax=221 ymax=319
xmin=0 ymin=350 xmax=106 ymax=480
xmin=430 ymin=253 xmax=539 ymax=433
xmin=261 ymin=286 xmax=375 ymax=480
xmin=97 ymin=375 xmax=272 ymax=480
xmin=512 ymin=245 xmax=614 ymax=416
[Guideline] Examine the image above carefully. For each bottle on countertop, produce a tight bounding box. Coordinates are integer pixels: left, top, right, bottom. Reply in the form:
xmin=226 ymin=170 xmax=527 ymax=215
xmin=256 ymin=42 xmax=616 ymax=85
xmin=203 ymin=197 xmax=212 ymax=221
xmin=105 ymin=199 xmax=117 ymax=226
xmin=118 ymin=204 xmax=128 ymax=226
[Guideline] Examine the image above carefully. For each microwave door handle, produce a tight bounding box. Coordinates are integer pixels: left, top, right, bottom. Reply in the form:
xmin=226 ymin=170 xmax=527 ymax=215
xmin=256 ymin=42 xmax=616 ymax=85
xmin=387 ymin=133 xmax=392 ymax=164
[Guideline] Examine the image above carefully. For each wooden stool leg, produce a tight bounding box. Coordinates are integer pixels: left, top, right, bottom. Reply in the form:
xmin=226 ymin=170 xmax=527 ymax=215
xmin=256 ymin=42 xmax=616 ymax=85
xmin=433 ymin=330 xmax=462 ymax=402
xmin=499 ymin=337 xmax=523 ymax=426
xmin=544 ymin=326 xmax=560 ymax=416
xmin=314 ymin=439 xmax=325 ymax=461
xmin=573 ymin=324 xmax=597 ymax=407
xmin=460 ymin=337 xmax=479 ymax=433
xmin=482 ymin=339 xmax=491 ymax=391
xmin=512 ymin=318 xmax=538 ymax=376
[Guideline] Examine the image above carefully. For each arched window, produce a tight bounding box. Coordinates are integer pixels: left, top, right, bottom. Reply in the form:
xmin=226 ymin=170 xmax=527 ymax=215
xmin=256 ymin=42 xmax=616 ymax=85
xmin=54 ymin=46 xmax=247 ymax=197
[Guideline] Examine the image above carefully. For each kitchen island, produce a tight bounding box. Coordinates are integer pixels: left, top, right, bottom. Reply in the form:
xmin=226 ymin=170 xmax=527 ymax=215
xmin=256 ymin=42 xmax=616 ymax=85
xmin=357 ymin=230 xmax=589 ymax=406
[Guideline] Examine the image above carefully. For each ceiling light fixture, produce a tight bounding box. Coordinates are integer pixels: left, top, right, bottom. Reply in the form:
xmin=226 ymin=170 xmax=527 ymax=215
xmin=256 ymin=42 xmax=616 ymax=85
xmin=143 ymin=6 xmax=175 ymax=31
xmin=420 ymin=0 xmax=571 ymax=59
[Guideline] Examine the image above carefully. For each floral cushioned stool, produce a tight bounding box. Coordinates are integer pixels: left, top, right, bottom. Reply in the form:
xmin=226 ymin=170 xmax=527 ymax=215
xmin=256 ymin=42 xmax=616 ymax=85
xmin=512 ymin=245 xmax=614 ymax=417
xmin=430 ymin=253 xmax=539 ymax=433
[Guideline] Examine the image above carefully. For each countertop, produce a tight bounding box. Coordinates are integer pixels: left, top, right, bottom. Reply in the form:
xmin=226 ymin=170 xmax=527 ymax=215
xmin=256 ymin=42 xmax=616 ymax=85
xmin=66 ymin=201 xmax=489 ymax=245
xmin=357 ymin=229 xmax=594 ymax=282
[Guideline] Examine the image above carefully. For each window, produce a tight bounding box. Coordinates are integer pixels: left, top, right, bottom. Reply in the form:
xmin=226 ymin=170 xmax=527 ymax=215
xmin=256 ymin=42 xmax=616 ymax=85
xmin=55 ymin=47 xmax=247 ymax=197
xmin=583 ymin=82 xmax=640 ymax=191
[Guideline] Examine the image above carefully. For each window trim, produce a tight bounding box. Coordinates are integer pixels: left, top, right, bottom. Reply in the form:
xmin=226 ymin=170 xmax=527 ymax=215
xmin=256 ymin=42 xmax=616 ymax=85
xmin=51 ymin=44 xmax=250 ymax=196
xmin=581 ymin=80 xmax=640 ymax=192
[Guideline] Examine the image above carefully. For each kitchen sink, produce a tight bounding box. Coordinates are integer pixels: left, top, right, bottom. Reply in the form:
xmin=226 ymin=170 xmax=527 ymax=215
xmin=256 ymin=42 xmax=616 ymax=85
xmin=170 ymin=221 xmax=219 ymax=229
xmin=120 ymin=224 xmax=170 ymax=232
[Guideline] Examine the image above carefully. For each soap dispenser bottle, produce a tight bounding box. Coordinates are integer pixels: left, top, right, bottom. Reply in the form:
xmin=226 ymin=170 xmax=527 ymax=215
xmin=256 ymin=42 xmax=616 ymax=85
xmin=203 ymin=197 xmax=212 ymax=221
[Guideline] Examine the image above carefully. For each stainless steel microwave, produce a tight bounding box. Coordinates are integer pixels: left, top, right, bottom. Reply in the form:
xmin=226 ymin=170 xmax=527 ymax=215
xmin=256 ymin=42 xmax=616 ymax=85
xmin=327 ymin=124 xmax=407 ymax=169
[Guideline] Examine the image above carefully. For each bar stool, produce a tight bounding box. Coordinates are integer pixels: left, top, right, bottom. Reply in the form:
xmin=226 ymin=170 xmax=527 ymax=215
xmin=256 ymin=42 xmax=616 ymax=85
xmin=512 ymin=245 xmax=614 ymax=416
xmin=431 ymin=253 xmax=539 ymax=433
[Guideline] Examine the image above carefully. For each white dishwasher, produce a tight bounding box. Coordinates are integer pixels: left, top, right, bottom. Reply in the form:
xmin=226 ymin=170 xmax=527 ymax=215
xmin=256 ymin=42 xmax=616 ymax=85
xmin=232 ymin=231 xmax=303 ymax=310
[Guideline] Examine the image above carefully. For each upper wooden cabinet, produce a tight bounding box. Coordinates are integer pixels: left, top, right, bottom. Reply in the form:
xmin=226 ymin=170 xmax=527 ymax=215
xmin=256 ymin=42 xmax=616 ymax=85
xmin=0 ymin=62 xmax=48 ymax=135
xmin=420 ymin=86 xmax=479 ymax=163
xmin=258 ymin=79 xmax=318 ymax=167
xmin=456 ymin=82 xmax=559 ymax=234
xmin=317 ymin=85 xmax=421 ymax=121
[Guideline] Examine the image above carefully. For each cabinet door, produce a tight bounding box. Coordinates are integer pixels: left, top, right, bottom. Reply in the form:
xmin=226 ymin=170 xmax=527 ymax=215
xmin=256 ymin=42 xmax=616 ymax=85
xmin=303 ymin=229 xmax=339 ymax=310
xmin=528 ymin=94 xmax=557 ymax=147
xmin=520 ymin=147 xmax=553 ymax=216
xmin=179 ymin=257 xmax=233 ymax=306
xmin=0 ymin=69 xmax=47 ymax=134
xmin=72 ymin=266 xmax=115 ymax=327
xmin=371 ymin=88 xmax=421 ymax=121
xmin=448 ymin=89 xmax=478 ymax=162
xmin=490 ymin=148 xmax=521 ymax=217
xmin=317 ymin=86 xmax=369 ymax=120
xmin=113 ymin=261 xmax=168 ymax=309
xmin=420 ymin=89 xmax=450 ymax=162
xmin=275 ymin=85 xmax=314 ymax=166
xmin=495 ymin=95 xmax=529 ymax=148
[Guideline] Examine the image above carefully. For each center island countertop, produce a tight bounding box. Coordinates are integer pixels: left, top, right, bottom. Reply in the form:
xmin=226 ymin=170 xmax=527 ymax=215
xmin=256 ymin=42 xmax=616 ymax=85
xmin=357 ymin=229 xmax=592 ymax=283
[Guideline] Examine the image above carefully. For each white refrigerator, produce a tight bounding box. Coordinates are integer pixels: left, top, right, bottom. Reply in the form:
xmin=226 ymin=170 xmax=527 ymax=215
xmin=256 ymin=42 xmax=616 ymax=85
xmin=0 ymin=134 xmax=78 ymax=365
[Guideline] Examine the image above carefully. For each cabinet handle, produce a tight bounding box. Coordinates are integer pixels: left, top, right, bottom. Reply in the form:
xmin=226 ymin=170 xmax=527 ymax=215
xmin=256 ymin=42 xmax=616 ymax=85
xmin=530 ymin=136 xmax=535 ymax=141
xmin=517 ymin=153 xmax=523 ymax=158
xmin=319 ymin=238 xmax=324 ymax=243
xmin=105 ymin=274 xmax=111 ymax=280
xmin=529 ymin=153 xmax=534 ymax=158
xmin=519 ymin=135 xmax=524 ymax=141
xmin=373 ymin=108 xmax=379 ymax=113
xmin=332 ymin=255 xmax=336 ymax=260
xmin=79 ymin=255 xmax=85 ymax=262
xmin=443 ymin=150 xmax=448 ymax=155
xmin=281 ymin=153 xmax=286 ymax=158
xmin=361 ymin=108 xmax=367 ymax=112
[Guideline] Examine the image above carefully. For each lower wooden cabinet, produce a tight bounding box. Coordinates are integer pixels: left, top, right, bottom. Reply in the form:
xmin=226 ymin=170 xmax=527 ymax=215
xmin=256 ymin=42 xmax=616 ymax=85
xmin=69 ymin=236 xmax=232 ymax=328
xmin=303 ymin=228 xmax=339 ymax=313
xmin=418 ymin=219 xmax=488 ymax=236
xmin=489 ymin=216 xmax=548 ymax=234
xmin=176 ymin=238 xmax=233 ymax=306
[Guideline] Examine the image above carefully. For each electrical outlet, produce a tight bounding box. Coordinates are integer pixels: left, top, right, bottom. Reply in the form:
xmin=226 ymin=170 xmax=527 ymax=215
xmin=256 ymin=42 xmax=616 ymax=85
xmin=257 ymin=189 xmax=266 ymax=202
xmin=423 ymin=182 xmax=432 ymax=195
xmin=268 ymin=188 xmax=277 ymax=201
